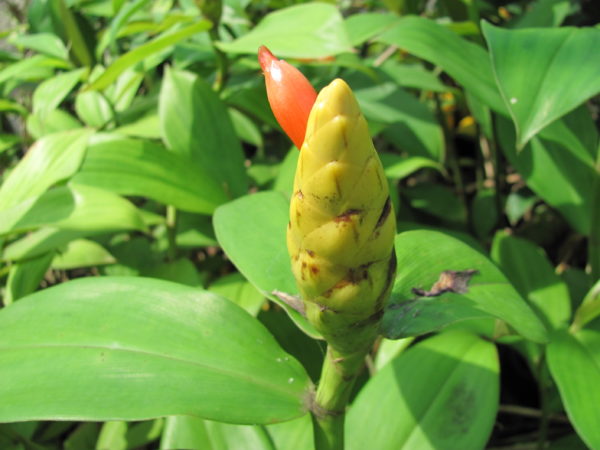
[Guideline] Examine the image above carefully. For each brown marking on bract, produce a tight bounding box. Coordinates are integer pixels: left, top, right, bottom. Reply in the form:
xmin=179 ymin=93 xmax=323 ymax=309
xmin=296 ymin=189 xmax=304 ymax=199
xmin=310 ymin=265 xmax=319 ymax=275
xmin=334 ymin=209 xmax=361 ymax=223
xmin=306 ymin=249 xmax=315 ymax=257
xmin=412 ymin=269 xmax=479 ymax=297
xmin=375 ymin=197 xmax=392 ymax=229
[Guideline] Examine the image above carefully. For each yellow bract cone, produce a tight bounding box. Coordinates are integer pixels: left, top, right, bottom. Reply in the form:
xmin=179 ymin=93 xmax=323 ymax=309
xmin=287 ymin=79 xmax=396 ymax=354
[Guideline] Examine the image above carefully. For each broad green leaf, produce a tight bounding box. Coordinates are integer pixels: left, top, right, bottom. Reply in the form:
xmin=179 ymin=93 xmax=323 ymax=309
xmin=75 ymin=91 xmax=114 ymax=128
xmin=209 ymin=273 xmax=265 ymax=316
xmin=51 ymin=239 xmax=116 ymax=269
xmin=380 ymin=154 xmax=443 ymax=180
xmin=471 ymin=189 xmax=498 ymax=239
xmin=160 ymin=416 xmax=274 ymax=450
xmin=73 ymin=136 xmax=228 ymax=214
xmin=354 ymin=83 xmax=444 ymax=160
xmin=344 ymin=12 xmax=399 ymax=46
xmin=4 ymin=252 xmax=53 ymax=306
xmin=267 ymin=415 xmax=313 ymax=450
xmin=404 ymin=183 xmax=466 ymax=224
xmin=33 ymin=68 xmax=86 ymax=114
xmin=482 ymin=22 xmax=600 ymax=148
xmin=86 ymin=20 xmax=211 ymax=91
xmin=0 ymin=55 xmax=70 ymax=86
xmin=572 ymin=280 xmax=600 ymax=332
xmin=213 ymin=192 xmax=319 ymax=338
xmin=496 ymin=110 xmax=597 ymax=235
xmin=10 ymin=32 xmax=69 ymax=60
xmin=547 ymin=329 xmax=600 ymax=449
xmin=373 ymin=337 xmax=414 ymax=371
xmin=2 ymin=228 xmax=89 ymax=262
xmin=510 ymin=0 xmax=572 ymax=28
xmin=0 ymin=134 xmax=21 ymax=154
xmin=114 ymin=114 xmax=161 ymax=138
xmin=347 ymin=331 xmax=499 ymax=450
xmin=491 ymin=232 xmax=571 ymax=329
xmin=377 ymin=16 xmax=506 ymax=114
xmin=142 ymin=259 xmax=204 ymax=287
xmin=27 ymin=109 xmax=82 ymax=139
xmin=382 ymin=230 xmax=547 ymax=342
xmin=159 ymin=69 xmax=248 ymax=199
xmin=379 ymin=61 xmax=450 ymax=93
xmin=0 ymin=128 xmax=93 ymax=211
xmin=273 ymin=148 xmax=299 ymax=198
xmin=0 ymin=183 xmax=146 ymax=236
xmin=0 ymin=277 xmax=311 ymax=424
xmin=217 ymin=3 xmax=352 ymax=58
xmin=95 ymin=0 xmax=152 ymax=57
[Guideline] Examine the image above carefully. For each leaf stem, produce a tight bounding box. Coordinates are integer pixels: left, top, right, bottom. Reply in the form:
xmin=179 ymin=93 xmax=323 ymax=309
xmin=311 ymin=346 xmax=365 ymax=450
xmin=166 ymin=205 xmax=178 ymax=262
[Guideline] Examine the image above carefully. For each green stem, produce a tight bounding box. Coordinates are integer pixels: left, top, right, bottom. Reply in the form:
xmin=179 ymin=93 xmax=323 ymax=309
xmin=536 ymin=354 xmax=549 ymax=450
xmin=589 ymin=151 xmax=600 ymax=281
xmin=312 ymin=346 xmax=366 ymax=450
xmin=209 ymin=28 xmax=228 ymax=92
xmin=166 ymin=205 xmax=178 ymax=262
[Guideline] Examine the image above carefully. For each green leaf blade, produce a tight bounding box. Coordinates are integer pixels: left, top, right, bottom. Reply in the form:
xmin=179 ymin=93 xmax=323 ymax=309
xmin=0 ymin=277 xmax=311 ymax=424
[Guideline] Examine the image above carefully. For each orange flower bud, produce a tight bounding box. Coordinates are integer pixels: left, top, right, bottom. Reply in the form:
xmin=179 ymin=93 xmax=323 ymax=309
xmin=258 ymin=46 xmax=317 ymax=149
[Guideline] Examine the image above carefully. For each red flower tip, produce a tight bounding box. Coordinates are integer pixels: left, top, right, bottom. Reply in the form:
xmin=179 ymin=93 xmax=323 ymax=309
xmin=258 ymin=46 xmax=317 ymax=150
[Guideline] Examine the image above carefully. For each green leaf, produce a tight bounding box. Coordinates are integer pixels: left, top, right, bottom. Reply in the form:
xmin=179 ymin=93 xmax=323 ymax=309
xmin=0 ymin=129 xmax=93 ymax=211
xmin=354 ymin=83 xmax=444 ymax=160
xmin=491 ymin=231 xmax=571 ymax=329
xmin=213 ymin=192 xmax=320 ymax=338
xmin=209 ymin=273 xmax=265 ymax=316
xmin=52 ymin=0 xmax=94 ymax=67
xmin=10 ymin=32 xmax=69 ymax=60
xmin=380 ymin=154 xmax=443 ymax=180
xmin=547 ymin=329 xmax=600 ymax=449
xmin=0 ymin=277 xmax=311 ymax=424
xmin=267 ymin=415 xmax=313 ymax=450
xmin=377 ymin=16 xmax=506 ymax=114
xmin=2 ymin=228 xmax=88 ymax=262
xmin=160 ymin=416 xmax=274 ymax=450
xmin=347 ymin=331 xmax=499 ymax=450
xmin=75 ymin=91 xmax=114 ymax=128
xmin=404 ymin=183 xmax=466 ymax=224
xmin=86 ymin=20 xmax=211 ymax=91
xmin=379 ymin=61 xmax=451 ymax=93
xmin=510 ymin=0 xmax=572 ymax=28
xmin=496 ymin=110 xmax=597 ymax=235
xmin=95 ymin=0 xmax=152 ymax=58
xmin=51 ymin=239 xmax=116 ymax=269
xmin=4 ymin=252 xmax=54 ymax=306
xmin=159 ymin=68 xmax=248 ymax=199
xmin=73 ymin=136 xmax=228 ymax=214
xmin=482 ymin=21 xmax=600 ymax=148
xmin=0 ymin=184 xmax=146 ymax=236
xmin=217 ymin=3 xmax=352 ymax=58
xmin=382 ymin=230 xmax=547 ymax=342
xmin=0 ymin=55 xmax=70 ymax=86
xmin=32 ymin=68 xmax=86 ymax=114
xmin=27 ymin=109 xmax=82 ymax=139
xmin=344 ymin=12 xmax=399 ymax=46
xmin=572 ymin=280 xmax=600 ymax=332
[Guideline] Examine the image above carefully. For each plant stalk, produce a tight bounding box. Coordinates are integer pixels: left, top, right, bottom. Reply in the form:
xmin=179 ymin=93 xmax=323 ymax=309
xmin=312 ymin=346 xmax=366 ymax=450
xmin=166 ymin=205 xmax=178 ymax=262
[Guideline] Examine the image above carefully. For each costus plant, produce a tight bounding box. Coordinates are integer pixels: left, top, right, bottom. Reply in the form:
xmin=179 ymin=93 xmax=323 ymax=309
xmin=260 ymin=46 xmax=396 ymax=449
xmin=0 ymin=2 xmax=598 ymax=450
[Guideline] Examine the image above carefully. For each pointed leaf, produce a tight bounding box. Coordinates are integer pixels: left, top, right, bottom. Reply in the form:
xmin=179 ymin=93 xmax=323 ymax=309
xmin=213 ymin=192 xmax=320 ymax=338
xmin=383 ymin=230 xmax=547 ymax=342
xmin=482 ymin=21 xmax=600 ymax=148
xmin=0 ymin=277 xmax=311 ymax=424
xmin=347 ymin=331 xmax=499 ymax=450
xmin=547 ymin=329 xmax=600 ymax=449
xmin=159 ymin=69 xmax=248 ymax=199
xmin=217 ymin=3 xmax=352 ymax=58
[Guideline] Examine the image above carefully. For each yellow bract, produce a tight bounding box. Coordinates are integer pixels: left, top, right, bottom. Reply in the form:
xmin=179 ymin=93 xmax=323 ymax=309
xmin=287 ymin=79 xmax=396 ymax=353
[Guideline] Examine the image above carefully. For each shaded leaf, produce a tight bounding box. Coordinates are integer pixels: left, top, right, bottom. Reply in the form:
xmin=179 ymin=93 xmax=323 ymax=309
xmin=347 ymin=331 xmax=499 ymax=450
xmin=382 ymin=230 xmax=547 ymax=342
